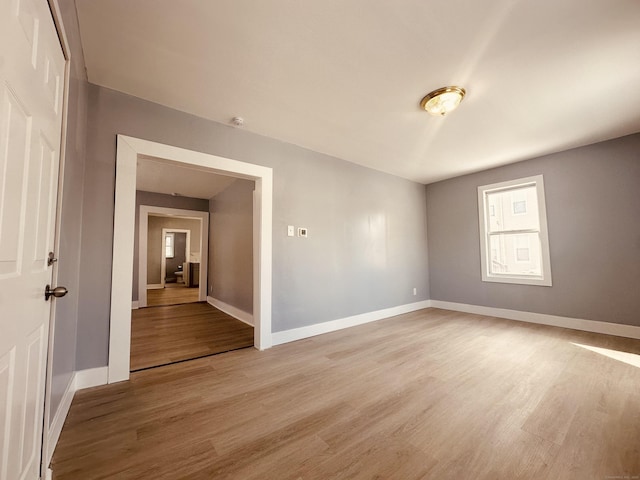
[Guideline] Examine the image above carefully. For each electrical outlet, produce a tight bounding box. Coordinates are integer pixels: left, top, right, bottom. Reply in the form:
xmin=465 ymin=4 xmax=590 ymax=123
xmin=287 ymin=225 xmax=295 ymax=237
xmin=298 ymin=227 xmax=308 ymax=237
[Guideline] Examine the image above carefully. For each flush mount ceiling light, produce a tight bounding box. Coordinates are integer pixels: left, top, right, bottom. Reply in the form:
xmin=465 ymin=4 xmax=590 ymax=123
xmin=420 ymin=86 xmax=466 ymax=116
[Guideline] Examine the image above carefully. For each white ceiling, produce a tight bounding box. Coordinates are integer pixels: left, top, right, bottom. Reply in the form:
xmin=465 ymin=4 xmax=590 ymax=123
xmin=76 ymin=0 xmax=640 ymax=184
xmin=136 ymin=156 xmax=237 ymax=199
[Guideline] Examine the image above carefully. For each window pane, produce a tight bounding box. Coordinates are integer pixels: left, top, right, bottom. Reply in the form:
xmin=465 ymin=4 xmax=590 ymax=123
xmin=487 ymin=185 xmax=539 ymax=233
xmin=513 ymin=200 xmax=527 ymax=214
xmin=165 ymin=233 xmax=174 ymax=258
xmin=489 ymin=232 xmax=541 ymax=276
xmin=516 ymin=247 xmax=530 ymax=261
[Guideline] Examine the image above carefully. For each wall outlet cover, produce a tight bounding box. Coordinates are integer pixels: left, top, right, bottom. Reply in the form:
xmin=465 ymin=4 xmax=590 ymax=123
xmin=298 ymin=227 xmax=308 ymax=237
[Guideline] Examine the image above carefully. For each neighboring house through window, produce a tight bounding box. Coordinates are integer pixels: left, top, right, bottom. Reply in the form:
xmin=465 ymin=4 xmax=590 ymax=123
xmin=165 ymin=232 xmax=175 ymax=258
xmin=477 ymin=174 xmax=552 ymax=286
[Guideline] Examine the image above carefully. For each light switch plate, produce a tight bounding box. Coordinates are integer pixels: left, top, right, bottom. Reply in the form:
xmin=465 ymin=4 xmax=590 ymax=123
xmin=287 ymin=225 xmax=295 ymax=237
xmin=298 ymin=227 xmax=308 ymax=237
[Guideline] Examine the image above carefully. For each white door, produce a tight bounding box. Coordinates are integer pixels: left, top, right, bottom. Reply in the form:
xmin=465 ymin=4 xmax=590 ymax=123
xmin=0 ymin=0 xmax=65 ymax=478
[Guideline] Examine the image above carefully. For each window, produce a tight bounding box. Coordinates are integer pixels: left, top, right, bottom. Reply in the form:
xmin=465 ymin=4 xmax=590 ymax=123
xmin=165 ymin=233 xmax=175 ymax=258
xmin=477 ymin=175 xmax=552 ymax=286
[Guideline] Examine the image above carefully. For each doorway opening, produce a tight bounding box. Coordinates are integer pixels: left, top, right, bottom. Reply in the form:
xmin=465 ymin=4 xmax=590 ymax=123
xmin=147 ymin=228 xmax=195 ymax=306
xmin=132 ymin=183 xmax=256 ymax=371
xmin=137 ymin=205 xmax=209 ymax=308
xmin=110 ymin=135 xmax=273 ymax=383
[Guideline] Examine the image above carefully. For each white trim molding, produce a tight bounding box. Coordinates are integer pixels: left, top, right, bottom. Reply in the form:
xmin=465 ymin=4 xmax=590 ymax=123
xmin=160 ymin=227 xmax=191 ymax=290
xmin=207 ymin=296 xmax=254 ymax=326
xmin=110 ymin=135 xmax=273 ymax=384
xmin=272 ymin=300 xmax=432 ymax=346
xmin=75 ymin=366 xmax=109 ymax=390
xmin=45 ymin=366 xmax=109 ymax=467
xmin=430 ymin=300 xmax=640 ymax=340
xmin=139 ymin=209 xmax=206 ymax=307
xmin=46 ymin=374 xmax=75 ymax=465
xmin=131 ymin=301 xmax=139 ymax=310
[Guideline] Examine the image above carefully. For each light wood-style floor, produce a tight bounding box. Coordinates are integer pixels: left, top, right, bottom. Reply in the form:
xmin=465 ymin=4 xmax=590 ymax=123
xmin=52 ymin=308 xmax=640 ymax=479
xmin=147 ymin=285 xmax=200 ymax=307
xmin=130 ymin=302 xmax=254 ymax=371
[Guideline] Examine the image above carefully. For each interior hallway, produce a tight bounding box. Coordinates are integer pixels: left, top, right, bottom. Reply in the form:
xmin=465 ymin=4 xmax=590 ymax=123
xmin=130 ymin=302 xmax=254 ymax=371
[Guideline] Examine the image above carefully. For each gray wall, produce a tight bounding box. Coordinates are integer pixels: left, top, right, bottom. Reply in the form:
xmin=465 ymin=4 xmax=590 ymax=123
xmin=132 ymin=191 xmax=208 ymax=300
xmin=77 ymin=84 xmax=430 ymax=369
xmin=426 ymin=133 xmax=640 ymax=326
xmin=209 ymin=179 xmax=254 ymax=316
xmin=146 ymin=217 xmax=201 ymax=284
xmin=49 ymin=0 xmax=88 ymax=420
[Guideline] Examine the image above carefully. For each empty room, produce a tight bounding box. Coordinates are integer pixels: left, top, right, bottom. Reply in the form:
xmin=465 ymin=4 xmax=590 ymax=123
xmin=1 ymin=1 xmax=639 ymax=479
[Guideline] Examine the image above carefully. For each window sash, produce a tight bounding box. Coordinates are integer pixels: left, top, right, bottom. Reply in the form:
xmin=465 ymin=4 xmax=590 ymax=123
xmin=165 ymin=233 xmax=175 ymax=258
xmin=478 ymin=174 xmax=552 ymax=286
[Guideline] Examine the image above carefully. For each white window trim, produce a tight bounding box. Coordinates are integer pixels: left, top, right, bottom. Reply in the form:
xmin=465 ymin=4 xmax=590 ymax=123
xmin=477 ymin=174 xmax=552 ymax=286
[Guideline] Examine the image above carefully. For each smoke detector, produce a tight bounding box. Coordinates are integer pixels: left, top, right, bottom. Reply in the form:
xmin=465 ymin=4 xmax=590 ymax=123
xmin=231 ymin=117 xmax=245 ymax=127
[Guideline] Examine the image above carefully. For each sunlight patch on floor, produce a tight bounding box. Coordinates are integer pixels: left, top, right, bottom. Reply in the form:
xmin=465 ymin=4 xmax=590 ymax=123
xmin=572 ymin=343 xmax=640 ymax=369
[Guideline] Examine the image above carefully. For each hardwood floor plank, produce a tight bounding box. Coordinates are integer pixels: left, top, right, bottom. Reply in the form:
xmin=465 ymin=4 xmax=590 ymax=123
xmin=130 ymin=302 xmax=254 ymax=370
xmin=146 ymin=285 xmax=200 ymax=306
xmin=52 ymin=308 xmax=640 ymax=479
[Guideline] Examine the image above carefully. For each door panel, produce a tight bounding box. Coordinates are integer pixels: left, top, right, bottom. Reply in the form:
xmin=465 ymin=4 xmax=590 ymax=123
xmin=0 ymin=0 xmax=65 ymax=478
xmin=0 ymin=88 xmax=30 ymax=278
xmin=29 ymin=134 xmax=57 ymax=272
xmin=16 ymin=0 xmax=40 ymax=68
xmin=18 ymin=326 xmax=45 ymax=477
xmin=0 ymin=349 xmax=16 ymax=480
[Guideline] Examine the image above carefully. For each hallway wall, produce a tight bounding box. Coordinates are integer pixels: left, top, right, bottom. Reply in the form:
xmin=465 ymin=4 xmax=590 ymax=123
xmin=209 ymin=179 xmax=254 ymax=318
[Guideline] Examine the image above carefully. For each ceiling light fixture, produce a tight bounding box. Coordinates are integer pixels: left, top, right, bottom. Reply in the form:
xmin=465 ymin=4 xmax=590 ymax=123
xmin=420 ymin=86 xmax=466 ymax=116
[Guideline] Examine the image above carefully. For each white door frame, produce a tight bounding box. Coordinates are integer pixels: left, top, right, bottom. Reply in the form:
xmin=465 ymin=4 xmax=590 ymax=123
xmin=160 ymin=228 xmax=191 ymax=288
xmin=137 ymin=208 xmax=208 ymax=307
xmin=109 ymin=135 xmax=273 ymax=383
xmin=41 ymin=0 xmax=71 ymax=473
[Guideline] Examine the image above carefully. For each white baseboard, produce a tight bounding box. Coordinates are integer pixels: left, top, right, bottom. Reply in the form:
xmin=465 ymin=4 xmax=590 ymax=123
xmin=46 ymin=374 xmax=76 ymax=465
xmin=430 ymin=300 xmax=640 ymax=340
xmin=272 ymin=300 xmax=432 ymax=346
xmin=75 ymin=366 xmax=109 ymax=390
xmin=131 ymin=301 xmax=139 ymax=310
xmin=207 ymin=296 xmax=254 ymax=326
xmin=146 ymin=284 xmax=163 ymax=290
xmin=45 ymin=366 xmax=109 ymax=468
